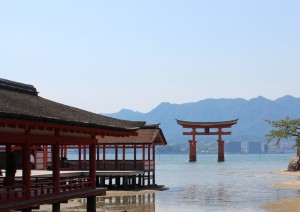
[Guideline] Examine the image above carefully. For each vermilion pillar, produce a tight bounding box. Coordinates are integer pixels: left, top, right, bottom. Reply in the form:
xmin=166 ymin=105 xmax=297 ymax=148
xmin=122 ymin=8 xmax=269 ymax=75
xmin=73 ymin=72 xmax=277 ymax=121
xmin=87 ymin=137 xmax=97 ymax=212
xmin=133 ymin=144 xmax=137 ymax=170
xmin=122 ymin=144 xmax=126 ymax=170
xmin=189 ymin=140 xmax=197 ymax=162
xmin=52 ymin=143 xmax=60 ymax=194
xmin=218 ymin=130 xmax=225 ymax=162
xmin=115 ymin=144 xmax=118 ymax=170
xmin=217 ymin=140 xmax=225 ymax=162
xmin=89 ymin=142 xmax=96 ymax=188
xmin=23 ymin=142 xmax=31 ymax=199
xmin=189 ymin=128 xmax=197 ymax=162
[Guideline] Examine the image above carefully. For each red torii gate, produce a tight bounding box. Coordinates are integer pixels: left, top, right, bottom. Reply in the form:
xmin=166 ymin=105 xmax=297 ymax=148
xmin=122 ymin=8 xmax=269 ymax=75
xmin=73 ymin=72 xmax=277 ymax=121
xmin=176 ymin=119 xmax=238 ymax=162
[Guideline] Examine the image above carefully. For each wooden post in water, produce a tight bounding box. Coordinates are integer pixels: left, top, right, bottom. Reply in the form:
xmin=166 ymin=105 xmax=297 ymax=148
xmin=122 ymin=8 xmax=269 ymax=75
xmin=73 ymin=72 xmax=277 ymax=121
xmin=218 ymin=128 xmax=225 ymax=162
xmin=189 ymin=140 xmax=197 ymax=162
xmin=87 ymin=195 xmax=96 ymax=212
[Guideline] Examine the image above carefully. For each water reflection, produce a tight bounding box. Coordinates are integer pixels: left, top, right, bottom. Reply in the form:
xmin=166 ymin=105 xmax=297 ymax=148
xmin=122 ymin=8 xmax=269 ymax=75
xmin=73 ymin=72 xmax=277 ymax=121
xmin=180 ymin=183 xmax=232 ymax=205
xmin=79 ymin=192 xmax=156 ymax=211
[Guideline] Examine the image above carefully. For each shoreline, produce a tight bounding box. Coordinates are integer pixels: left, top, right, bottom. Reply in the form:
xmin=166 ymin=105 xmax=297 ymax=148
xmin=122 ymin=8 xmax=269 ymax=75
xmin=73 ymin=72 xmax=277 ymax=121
xmin=262 ymin=169 xmax=300 ymax=212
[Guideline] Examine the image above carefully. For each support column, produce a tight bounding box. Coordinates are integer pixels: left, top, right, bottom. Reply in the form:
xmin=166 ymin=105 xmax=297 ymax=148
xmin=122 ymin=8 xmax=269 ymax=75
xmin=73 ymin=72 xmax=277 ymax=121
xmin=83 ymin=145 xmax=87 ymax=170
xmin=103 ymin=145 xmax=106 ymax=170
xmin=87 ymin=137 xmax=97 ymax=212
xmin=52 ymin=139 xmax=61 ymax=212
xmin=147 ymin=144 xmax=151 ymax=185
xmin=115 ymin=144 xmax=118 ymax=170
xmin=218 ymin=140 xmax=225 ymax=162
xmin=138 ymin=174 xmax=142 ymax=187
xmin=79 ymin=145 xmax=82 ymax=169
xmin=123 ymin=176 xmax=128 ymax=187
xmin=132 ymin=175 xmax=137 ymax=188
xmin=122 ymin=144 xmax=126 ymax=170
xmin=142 ymin=145 xmax=145 ymax=169
xmin=152 ymin=145 xmax=156 ymax=185
xmin=189 ymin=128 xmax=197 ymax=162
xmin=63 ymin=145 xmax=67 ymax=158
xmin=96 ymin=176 xmax=100 ymax=187
xmin=52 ymin=143 xmax=60 ymax=193
xmin=44 ymin=145 xmax=48 ymax=170
xmin=87 ymin=196 xmax=96 ymax=212
xmin=52 ymin=203 xmax=60 ymax=212
xmin=189 ymin=140 xmax=197 ymax=162
xmin=23 ymin=142 xmax=31 ymax=199
xmin=133 ymin=145 xmax=137 ymax=170
xmin=147 ymin=172 xmax=151 ymax=186
xmin=89 ymin=142 xmax=96 ymax=188
xmin=100 ymin=176 xmax=106 ymax=186
xmin=142 ymin=145 xmax=145 ymax=186
xmin=116 ymin=177 xmax=121 ymax=186
xmin=3 ymin=144 xmax=11 ymax=186
xmin=60 ymin=145 xmax=63 ymax=159
xmin=218 ymin=129 xmax=225 ymax=162
xmin=96 ymin=144 xmax=100 ymax=169
xmin=109 ymin=176 xmax=112 ymax=187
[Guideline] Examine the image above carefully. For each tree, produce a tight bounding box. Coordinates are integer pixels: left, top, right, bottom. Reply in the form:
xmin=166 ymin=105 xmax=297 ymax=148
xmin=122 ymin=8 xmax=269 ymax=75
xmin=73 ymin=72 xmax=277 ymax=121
xmin=265 ymin=116 xmax=300 ymax=157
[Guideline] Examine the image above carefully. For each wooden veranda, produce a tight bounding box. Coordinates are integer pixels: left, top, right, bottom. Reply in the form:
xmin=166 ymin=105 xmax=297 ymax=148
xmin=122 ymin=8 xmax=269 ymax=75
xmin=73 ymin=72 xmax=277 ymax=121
xmin=23 ymin=125 xmax=167 ymax=188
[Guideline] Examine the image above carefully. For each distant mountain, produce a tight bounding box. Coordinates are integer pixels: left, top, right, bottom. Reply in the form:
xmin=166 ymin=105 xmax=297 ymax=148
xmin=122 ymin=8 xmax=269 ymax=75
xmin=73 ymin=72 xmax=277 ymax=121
xmin=104 ymin=95 xmax=300 ymax=144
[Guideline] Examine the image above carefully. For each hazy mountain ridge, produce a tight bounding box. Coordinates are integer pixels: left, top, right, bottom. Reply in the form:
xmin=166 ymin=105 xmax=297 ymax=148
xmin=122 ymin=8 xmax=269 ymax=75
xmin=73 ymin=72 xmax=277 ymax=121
xmin=104 ymin=95 xmax=300 ymax=144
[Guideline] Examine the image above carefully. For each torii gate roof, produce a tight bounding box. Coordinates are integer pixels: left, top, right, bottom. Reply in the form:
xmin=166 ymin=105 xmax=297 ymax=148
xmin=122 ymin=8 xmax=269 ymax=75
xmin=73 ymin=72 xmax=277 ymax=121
xmin=176 ymin=119 xmax=238 ymax=128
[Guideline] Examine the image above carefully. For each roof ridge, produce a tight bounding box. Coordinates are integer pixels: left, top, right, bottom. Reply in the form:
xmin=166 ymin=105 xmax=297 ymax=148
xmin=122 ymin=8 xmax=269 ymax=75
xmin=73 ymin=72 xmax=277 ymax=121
xmin=0 ymin=78 xmax=38 ymax=96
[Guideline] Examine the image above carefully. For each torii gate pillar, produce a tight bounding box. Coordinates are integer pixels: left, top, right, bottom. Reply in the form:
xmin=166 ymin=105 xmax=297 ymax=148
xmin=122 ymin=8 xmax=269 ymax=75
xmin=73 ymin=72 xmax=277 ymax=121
xmin=218 ymin=129 xmax=225 ymax=162
xmin=189 ymin=140 xmax=197 ymax=162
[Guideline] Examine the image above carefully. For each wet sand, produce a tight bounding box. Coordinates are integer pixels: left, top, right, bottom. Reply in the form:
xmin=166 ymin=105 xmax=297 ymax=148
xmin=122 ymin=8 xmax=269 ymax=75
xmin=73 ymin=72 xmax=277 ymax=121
xmin=263 ymin=170 xmax=300 ymax=212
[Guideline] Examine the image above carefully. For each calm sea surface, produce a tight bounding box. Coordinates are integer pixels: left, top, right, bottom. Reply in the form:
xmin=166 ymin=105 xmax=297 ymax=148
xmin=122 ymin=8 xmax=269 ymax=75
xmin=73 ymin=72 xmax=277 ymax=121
xmin=83 ymin=153 xmax=300 ymax=212
xmin=154 ymin=153 xmax=299 ymax=212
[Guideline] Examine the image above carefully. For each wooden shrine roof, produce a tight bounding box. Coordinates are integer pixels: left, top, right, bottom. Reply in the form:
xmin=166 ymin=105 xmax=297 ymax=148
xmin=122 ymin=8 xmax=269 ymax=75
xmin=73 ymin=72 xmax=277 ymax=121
xmin=0 ymin=78 xmax=146 ymax=132
xmin=97 ymin=124 xmax=167 ymax=145
xmin=176 ymin=119 xmax=238 ymax=128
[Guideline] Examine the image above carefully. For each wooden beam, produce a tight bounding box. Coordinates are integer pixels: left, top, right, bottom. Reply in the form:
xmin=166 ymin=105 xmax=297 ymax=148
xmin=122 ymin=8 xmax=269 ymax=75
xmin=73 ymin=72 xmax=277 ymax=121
xmin=0 ymin=133 xmax=97 ymax=144
xmin=183 ymin=131 xmax=231 ymax=136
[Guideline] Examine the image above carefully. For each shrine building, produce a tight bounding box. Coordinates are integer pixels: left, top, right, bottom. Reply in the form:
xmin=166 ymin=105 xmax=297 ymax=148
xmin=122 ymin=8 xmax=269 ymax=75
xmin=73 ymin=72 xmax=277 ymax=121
xmin=0 ymin=78 xmax=167 ymax=212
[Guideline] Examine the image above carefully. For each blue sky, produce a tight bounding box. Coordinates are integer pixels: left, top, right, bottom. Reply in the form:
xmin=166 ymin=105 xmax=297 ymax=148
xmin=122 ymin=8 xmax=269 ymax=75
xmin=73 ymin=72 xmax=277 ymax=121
xmin=1 ymin=1 xmax=299 ymax=113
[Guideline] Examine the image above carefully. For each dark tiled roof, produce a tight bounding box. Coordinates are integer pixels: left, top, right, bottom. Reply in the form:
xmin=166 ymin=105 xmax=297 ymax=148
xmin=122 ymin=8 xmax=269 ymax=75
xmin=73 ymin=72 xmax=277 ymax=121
xmin=97 ymin=127 xmax=167 ymax=145
xmin=0 ymin=79 xmax=146 ymax=131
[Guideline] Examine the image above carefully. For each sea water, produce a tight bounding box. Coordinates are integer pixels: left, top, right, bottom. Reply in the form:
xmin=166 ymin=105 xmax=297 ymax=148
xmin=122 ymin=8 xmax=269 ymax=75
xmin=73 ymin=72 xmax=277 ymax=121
xmin=154 ymin=153 xmax=299 ymax=212
xmin=88 ymin=153 xmax=299 ymax=211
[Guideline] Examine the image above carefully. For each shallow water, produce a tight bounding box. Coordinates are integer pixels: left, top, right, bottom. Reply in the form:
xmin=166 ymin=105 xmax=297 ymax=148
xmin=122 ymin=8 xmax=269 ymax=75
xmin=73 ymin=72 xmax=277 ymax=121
xmin=155 ymin=154 xmax=299 ymax=212
xmin=94 ymin=153 xmax=299 ymax=211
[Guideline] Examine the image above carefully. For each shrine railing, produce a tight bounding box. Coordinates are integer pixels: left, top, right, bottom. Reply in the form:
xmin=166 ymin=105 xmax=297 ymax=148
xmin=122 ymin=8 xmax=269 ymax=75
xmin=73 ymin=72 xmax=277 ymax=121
xmin=0 ymin=176 xmax=92 ymax=204
xmin=58 ymin=159 xmax=155 ymax=171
